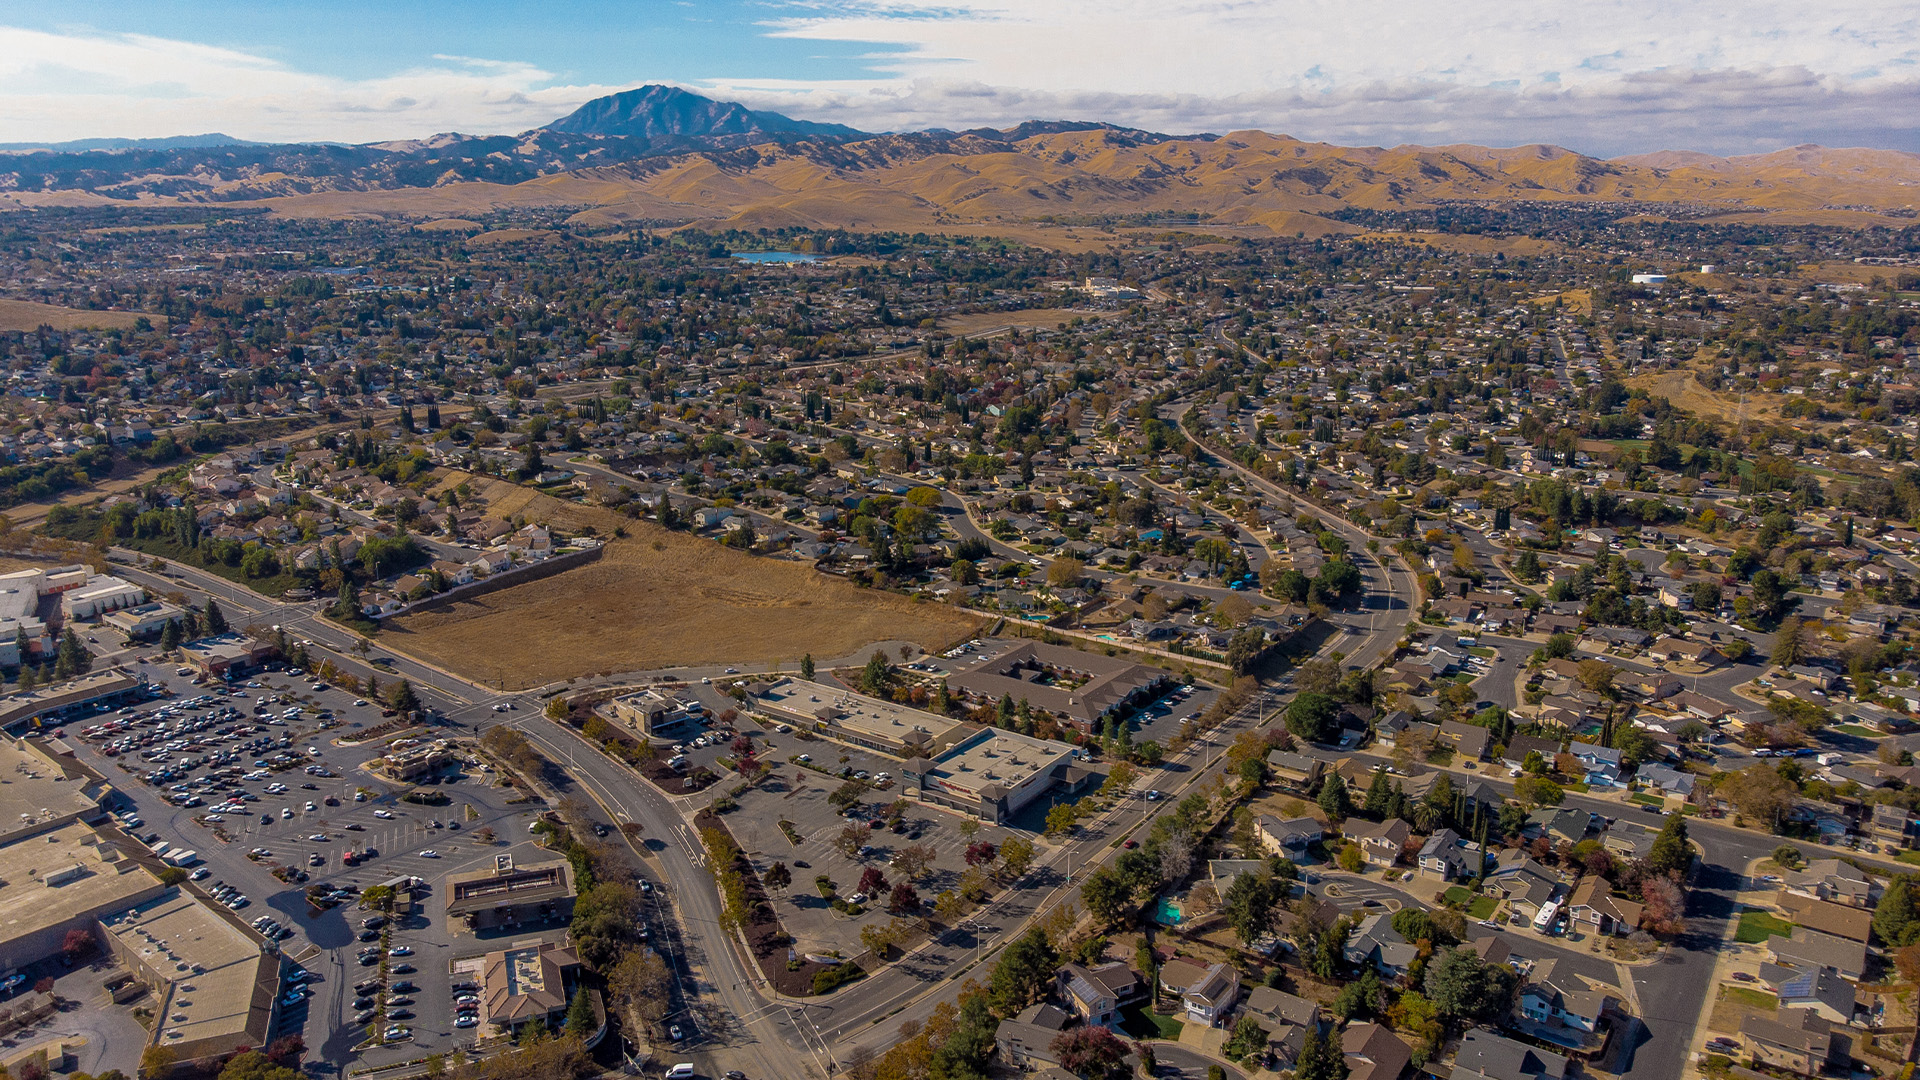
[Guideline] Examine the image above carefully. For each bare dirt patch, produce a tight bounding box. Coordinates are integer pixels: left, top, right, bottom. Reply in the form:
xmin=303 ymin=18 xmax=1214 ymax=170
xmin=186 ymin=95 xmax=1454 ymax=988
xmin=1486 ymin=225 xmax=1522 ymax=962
xmin=0 ymin=300 xmax=163 ymax=332
xmin=465 ymin=228 xmax=556 ymax=246
xmin=382 ymin=520 xmax=981 ymax=689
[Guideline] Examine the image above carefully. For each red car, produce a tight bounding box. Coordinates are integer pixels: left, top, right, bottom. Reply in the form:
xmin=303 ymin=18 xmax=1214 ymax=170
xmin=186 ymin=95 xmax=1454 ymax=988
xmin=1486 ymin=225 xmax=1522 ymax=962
xmin=1123 ymin=840 xmax=1138 ymax=849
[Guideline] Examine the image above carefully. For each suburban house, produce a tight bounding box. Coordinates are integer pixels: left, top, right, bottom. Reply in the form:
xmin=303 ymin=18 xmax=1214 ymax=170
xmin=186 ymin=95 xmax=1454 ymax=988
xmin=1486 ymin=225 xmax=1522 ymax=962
xmin=1055 ymin=961 xmax=1144 ymax=1028
xmin=1178 ymin=963 xmax=1240 ymax=1027
xmin=1436 ymin=719 xmax=1491 ymax=760
xmin=1636 ymin=763 xmax=1696 ymax=801
xmin=1567 ymin=744 xmax=1624 ymax=787
xmin=1239 ymin=987 xmax=1322 ymax=1070
xmin=1255 ymin=815 xmax=1324 ymax=859
xmin=1344 ymin=913 xmax=1418 ymax=980
xmin=1449 ymin=1028 xmax=1570 ymax=1080
xmin=1566 ymin=876 xmax=1643 ymax=936
xmin=1345 ymin=817 xmax=1412 ymax=867
xmin=1769 ymin=929 xmax=1867 ymax=981
xmin=1766 ymin=965 xmax=1856 ymax=1024
xmin=1517 ymin=959 xmax=1614 ymax=1036
xmin=1418 ymin=828 xmax=1473 ymax=880
xmin=1342 ymin=1022 xmax=1413 ymax=1080
xmin=1740 ymin=1008 xmax=1842 ymax=1077
xmin=1265 ymin=751 xmax=1325 ymax=790
xmin=995 ymin=1002 xmax=1070 ymax=1071
xmin=1776 ymin=891 xmax=1873 ymax=943
xmin=1781 ymin=859 xmax=1879 ymax=908
xmin=1501 ymin=735 xmax=1561 ymax=775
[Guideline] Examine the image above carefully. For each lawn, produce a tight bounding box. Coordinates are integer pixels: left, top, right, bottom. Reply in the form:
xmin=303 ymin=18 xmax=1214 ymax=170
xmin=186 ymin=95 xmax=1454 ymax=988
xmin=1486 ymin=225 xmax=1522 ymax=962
xmin=1629 ymin=793 xmax=1665 ymax=807
xmin=1443 ymin=886 xmax=1474 ymax=906
xmin=1721 ymin=986 xmax=1780 ymax=1010
xmin=1832 ymin=724 xmax=1881 ymax=738
xmin=1468 ymin=896 xmax=1499 ymax=919
xmin=1897 ymin=850 xmax=1920 ymax=867
xmin=1122 ymin=1005 xmax=1184 ymax=1041
xmin=1735 ymin=908 xmax=1794 ymax=944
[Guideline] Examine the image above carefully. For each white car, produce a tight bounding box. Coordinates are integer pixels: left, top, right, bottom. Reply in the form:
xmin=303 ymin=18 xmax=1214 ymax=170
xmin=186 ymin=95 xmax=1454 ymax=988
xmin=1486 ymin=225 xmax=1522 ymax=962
xmin=354 ymin=699 xmax=370 ymax=707
xmin=418 ymin=850 xmax=441 ymax=858
xmin=373 ymin=809 xmax=395 ymax=819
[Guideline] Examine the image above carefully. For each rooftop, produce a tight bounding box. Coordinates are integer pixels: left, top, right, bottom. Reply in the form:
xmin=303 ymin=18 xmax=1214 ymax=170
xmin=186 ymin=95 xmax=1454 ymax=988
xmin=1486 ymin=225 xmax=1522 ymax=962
xmin=0 ymin=821 xmax=160 ymax=947
xmin=923 ymin=726 xmax=1070 ymax=799
xmin=755 ymin=677 xmax=964 ymax=752
xmin=100 ymin=890 xmax=273 ymax=1053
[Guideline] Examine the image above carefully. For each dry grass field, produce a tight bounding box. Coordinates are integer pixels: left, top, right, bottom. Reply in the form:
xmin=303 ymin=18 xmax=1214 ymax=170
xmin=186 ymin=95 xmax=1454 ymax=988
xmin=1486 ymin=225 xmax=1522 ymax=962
xmin=939 ymin=308 xmax=1105 ymax=335
xmin=1627 ymin=364 xmax=1778 ymax=425
xmin=387 ymin=470 xmax=982 ymax=688
xmin=382 ymin=526 xmax=982 ymax=689
xmin=0 ymin=300 xmax=162 ymax=332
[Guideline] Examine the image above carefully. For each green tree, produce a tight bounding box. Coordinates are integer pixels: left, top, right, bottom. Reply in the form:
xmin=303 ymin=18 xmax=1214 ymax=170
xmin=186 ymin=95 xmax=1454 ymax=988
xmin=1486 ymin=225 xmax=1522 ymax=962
xmin=1294 ymin=1024 xmax=1349 ymax=1080
xmin=1873 ymin=875 xmax=1920 ymax=947
xmin=1081 ymin=867 xmax=1134 ymax=928
xmin=1513 ymin=776 xmax=1564 ymax=807
xmin=860 ymin=651 xmax=893 ymax=695
xmin=991 ymin=928 xmax=1058 ymax=1014
xmin=216 ymin=1052 xmax=300 ymax=1080
xmin=1286 ymin=692 xmax=1339 ymax=743
xmin=1317 ymin=776 xmax=1352 ymax=822
xmin=564 ymin=987 xmax=595 ymax=1037
xmin=1771 ymin=617 xmax=1808 ymax=669
xmin=1423 ymin=946 xmax=1515 ymax=1023
xmin=203 ymin=599 xmax=227 ymax=635
xmin=387 ymin=679 xmax=420 ymax=714
xmin=800 ymin=653 xmax=815 ymax=680
xmin=1648 ymin=812 xmax=1692 ymax=878
xmin=1222 ymin=872 xmax=1276 ymax=946
xmin=999 ymin=836 xmax=1037 ymax=878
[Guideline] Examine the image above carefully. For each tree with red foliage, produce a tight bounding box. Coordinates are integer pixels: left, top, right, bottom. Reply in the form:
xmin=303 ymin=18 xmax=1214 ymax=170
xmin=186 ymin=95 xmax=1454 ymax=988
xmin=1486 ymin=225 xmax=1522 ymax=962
xmin=1049 ymin=1025 xmax=1128 ymax=1079
xmin=264 ymin=1036 xmax=306 ymax=1068
xmin=857 ymin=866 xmax=889 ymax=897
xmin=964 ymin=841 xmax=998 ymax=867
xmin=1640 ymin=876 xmax=1687 ymax=936
xmin=61 ymin=927 xmax=96 ymax=960
xmin=889 ymin=882 xmax=920 ymax=915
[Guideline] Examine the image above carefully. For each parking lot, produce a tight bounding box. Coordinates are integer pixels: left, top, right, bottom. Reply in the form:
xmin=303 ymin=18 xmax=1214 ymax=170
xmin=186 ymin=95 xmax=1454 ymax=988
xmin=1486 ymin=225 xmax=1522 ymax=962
xmin=56 ymin=660 xmax=551 ymax=1066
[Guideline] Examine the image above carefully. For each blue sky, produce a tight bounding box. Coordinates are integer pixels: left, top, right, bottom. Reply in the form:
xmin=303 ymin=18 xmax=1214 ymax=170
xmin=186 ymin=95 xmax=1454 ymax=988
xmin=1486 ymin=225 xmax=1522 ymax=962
xmin=3 ymin=1 xmax=1919 ymax=155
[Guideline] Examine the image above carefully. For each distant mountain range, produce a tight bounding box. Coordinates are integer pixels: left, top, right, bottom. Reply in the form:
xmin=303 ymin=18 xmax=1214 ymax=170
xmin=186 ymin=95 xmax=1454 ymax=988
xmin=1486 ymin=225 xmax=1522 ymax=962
xmin=2 ymin=84 xmax=1916 ymax=234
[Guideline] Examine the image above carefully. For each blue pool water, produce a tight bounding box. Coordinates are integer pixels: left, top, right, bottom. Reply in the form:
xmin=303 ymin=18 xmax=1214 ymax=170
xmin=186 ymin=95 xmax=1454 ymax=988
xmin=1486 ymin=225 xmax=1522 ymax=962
xmin=732 ymin=252 xmax=819 ymax=264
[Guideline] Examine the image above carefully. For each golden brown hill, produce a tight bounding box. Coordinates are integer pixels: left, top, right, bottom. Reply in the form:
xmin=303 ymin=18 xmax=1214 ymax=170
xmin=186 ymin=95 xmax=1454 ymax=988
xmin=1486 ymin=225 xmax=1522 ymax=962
xmin=36 ymin=129 xmax=1920 ymax=241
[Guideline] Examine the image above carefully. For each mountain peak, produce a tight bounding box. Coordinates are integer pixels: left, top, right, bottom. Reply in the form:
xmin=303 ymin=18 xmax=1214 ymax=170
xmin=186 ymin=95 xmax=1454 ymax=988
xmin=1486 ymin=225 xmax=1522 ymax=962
xmin=542 ymin=84 xmax=863 ymax=141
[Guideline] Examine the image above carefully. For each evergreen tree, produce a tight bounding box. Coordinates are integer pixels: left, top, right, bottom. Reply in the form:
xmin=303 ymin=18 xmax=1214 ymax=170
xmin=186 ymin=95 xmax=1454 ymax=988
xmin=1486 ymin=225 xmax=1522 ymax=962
xmin=387 ymin=679 xmax=420 ymax=714
xmin=1317 ymin=776 xmax=1352 ymax=822
xmin=160 ymin=619 xmax=183 ymax=650
xmin=563 ymin=987 xmax=594 ymax=1037
xmin=1363 ymin=767 xmax=1394 ymax=817
xmin=12 ymin=627 xmax=27 ymax=666
xmin=1648 ymin=811 xmax=1692 ymax=878
xmin=204 ymin=599 xmax=228 ymax=635
xmin=799 ymin=653 xmax=814 ymax=680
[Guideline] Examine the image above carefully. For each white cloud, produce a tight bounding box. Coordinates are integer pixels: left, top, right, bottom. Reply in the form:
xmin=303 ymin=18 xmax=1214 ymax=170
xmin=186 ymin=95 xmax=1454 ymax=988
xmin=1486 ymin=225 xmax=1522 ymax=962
xmin=0 ymin=26 xmax=620 ymax=143
xmin=2 ymin=4 xmax=1920 ymax=155
xmin=705 ymin=0 xmax=1920 ymax=154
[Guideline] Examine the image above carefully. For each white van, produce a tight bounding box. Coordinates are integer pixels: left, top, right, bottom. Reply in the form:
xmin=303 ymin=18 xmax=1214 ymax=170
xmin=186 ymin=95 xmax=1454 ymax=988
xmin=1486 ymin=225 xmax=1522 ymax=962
xmin=666 ymin=1066 xmax=696 ymax=1080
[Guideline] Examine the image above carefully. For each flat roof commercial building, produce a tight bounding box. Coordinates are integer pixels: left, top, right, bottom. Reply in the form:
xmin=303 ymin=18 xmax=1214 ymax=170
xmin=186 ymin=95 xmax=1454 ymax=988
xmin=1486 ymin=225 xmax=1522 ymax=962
xmin=61 ymin=576 xmax=146 ymax=621
xmin=900 ymin=727 xmax=1089 ymax=824
xmin=947 ymin=640 xmax=1169 ymax=732
xmin=0 ymin=821 xmax=164 ymax=973
xmin=446 ymin=855 xmax=576 ymax=933
xmin=177 ymin=633 xmax=277 ymax=678
xmin=101 ymin=602 xmax=188 ymax=640
xmin=99 ymin=891 xmax=278 ymax=1066
xmin=603 ymin=689 xmax=700 ymax=738
xmin=751 ymin=677 xmax=967 ymax=757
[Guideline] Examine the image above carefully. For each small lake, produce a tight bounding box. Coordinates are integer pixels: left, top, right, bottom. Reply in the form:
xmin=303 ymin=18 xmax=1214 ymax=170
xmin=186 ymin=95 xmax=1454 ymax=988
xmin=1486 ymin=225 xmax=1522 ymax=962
xmin=731 ymin=251 xmax=819 ymax=264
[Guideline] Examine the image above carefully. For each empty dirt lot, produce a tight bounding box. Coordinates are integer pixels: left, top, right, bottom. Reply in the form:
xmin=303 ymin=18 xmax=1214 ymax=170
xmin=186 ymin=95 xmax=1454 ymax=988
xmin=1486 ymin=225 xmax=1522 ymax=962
xmin=380 ymin=524 xmax=983 ymax=689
